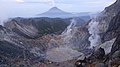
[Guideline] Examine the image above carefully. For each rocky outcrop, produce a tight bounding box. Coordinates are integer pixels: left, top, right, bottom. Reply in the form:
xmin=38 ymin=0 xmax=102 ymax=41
xmin=0 ymin=24 xmax=48 ymax=65
xmin=105 ymin=0 xmax=120 ymax=15
xmin=87 ymin=0 xmax=120 ymax=48
xmin=101 ymin=0 xmax=120 ymax=42
xmin=100 ymin=3 xmax=120 ymax=62
xmin=97 ymin=38 xmax=116 ymax=55
xmin=68 ymin=24 xmax=91 ymax=54
xmin=4 ymin=17 xmax=85 ymax=39
xmin=108 ymin=34 xmax=120 ymax=66
xmin=0 ymin=16 xmax=88 ymax=66
xmin=4 ymin=17 xmax=70 ymax=38
xmin=111 ymin=35 xmax=120 ymax=55
xmin=87 ymin=0 xmax=120 ymax=43
xmin=0 ymin=41 xmax=23 ymax=58
xmin=103 ymin=11 xmax=120 ymax=42
xmin=82 ymin=8 xmax=120 ymax=67
xmin=74 ymin=0 xmax=120 ymax=67
xmin=1 ymin=0 xmax=120 ymax=67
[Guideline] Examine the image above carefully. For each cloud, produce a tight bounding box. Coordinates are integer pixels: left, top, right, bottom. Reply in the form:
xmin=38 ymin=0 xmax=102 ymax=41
xmin=16 ymin=0 xmax=24 ymax=2
xmin=21 ymin=0 xmax=54 ymax=3
xmin=56 ymin=0 xmax=115 ymax=4
xmin=16 ymin=0 xmax=55 ymax=6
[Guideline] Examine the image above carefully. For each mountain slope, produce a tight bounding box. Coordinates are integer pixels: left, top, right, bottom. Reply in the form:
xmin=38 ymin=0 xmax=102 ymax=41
xmin=4 ymin=17 xmax=70 ymax=38
xmin=38 ymin=7 xmax=74 ymax=18
xmin=103 ymin=11 xmax=120 ymax=42
xmin=84 ymin=0 xmax=120 ymax=66
xmin=101 ymin=0 xmax=120 ymax=42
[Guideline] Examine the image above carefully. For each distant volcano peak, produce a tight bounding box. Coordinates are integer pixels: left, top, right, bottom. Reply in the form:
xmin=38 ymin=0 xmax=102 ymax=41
xmin=50 ymin=7 xmax=59 ymax=10
xmin=48 ymin=7 xmax=66 ymax=13
xmin=37 ymin=7 xmax=73 ymax=18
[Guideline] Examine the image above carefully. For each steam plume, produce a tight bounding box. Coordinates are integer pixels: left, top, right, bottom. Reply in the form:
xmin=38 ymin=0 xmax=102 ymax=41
xmin=88 ymin=17 xmax=101 ymax=48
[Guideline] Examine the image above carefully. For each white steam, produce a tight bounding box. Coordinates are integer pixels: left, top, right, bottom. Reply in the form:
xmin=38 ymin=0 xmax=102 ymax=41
xmin=61 ymin=19 xmax=77 ymax=47
xmin=46 ymin=19 xmax=82 ymax=62
xmin=0 ymin=17 xmax=9 ymax=26
xmin=62 ymin=19 xmax=76 ymax=36
xmin=88 ymin=17 xmax=101 ymax=48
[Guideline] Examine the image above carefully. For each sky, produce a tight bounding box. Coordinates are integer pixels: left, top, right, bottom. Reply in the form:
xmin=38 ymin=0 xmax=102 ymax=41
xmin=0 ymin=0 xmax=116 ymax=22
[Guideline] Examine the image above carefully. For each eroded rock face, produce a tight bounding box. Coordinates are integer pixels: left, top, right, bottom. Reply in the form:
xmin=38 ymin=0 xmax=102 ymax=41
xmin=87 ymin=0 xmax=120 ymax=44
xmin=46 ymin=20 xmax=91 ymax=62
xmin=103 ymin=12 xmax=120 ymax=42
xmin=4 ymin=17 xmax=70 ymax=39
xmin=112 ymin=50 xmax=120 ymax=59
xmin=101 ymin=4 xmax=120 ymax=56
xmin=97 ymin=38 xmax=116 ymax=55
xmin=101 ymin=0 xmax=120 ymax=42
xmin=87 ymin=0 xmax=120 ymax=48
xmin=105 ymin=0 xmax=120 ymax=15
xmin=1 ymin=0 xmax=120 ymax=66
xmin=111 ymin=35 xmax=120 ymax=55
xmin=70 ymin=25 xmax=90 ymax=50
xmin=0 ymin=41 xmax=23 ymax=57
xmin=0 ymin=17 xmax=89 ymax=66
xmin=107 ymin=35 xmax=120 ymax=66
xmin=86 ymin=10 xmax=120 ymax=67
xmin=0 ymin=25 xmax=48 ymax=64
xmin=74 ymin=0 xmax=120 ymax=67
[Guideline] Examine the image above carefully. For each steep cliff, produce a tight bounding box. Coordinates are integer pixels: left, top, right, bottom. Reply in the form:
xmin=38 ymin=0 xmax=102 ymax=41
xmin=103 ymin=11 xmax=120 ymax=42
xmin=87 ymin=0 xmax=120 ymax=48
xmin=101 ymin=0 xmax=120 ymax=42
xmin=82 ymin=0 xmax=120 ymax=66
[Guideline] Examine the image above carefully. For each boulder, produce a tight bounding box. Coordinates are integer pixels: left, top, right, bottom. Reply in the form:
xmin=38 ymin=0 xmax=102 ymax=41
xmin=95 ymin=63 xmax=106 ymax=67
xmin=94 ymin=47 xmax=105 ymax=59
xmin=112 ymin=50 xmax=120 ymax=59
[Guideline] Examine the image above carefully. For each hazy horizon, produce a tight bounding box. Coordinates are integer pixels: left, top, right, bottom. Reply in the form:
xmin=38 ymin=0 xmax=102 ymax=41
xmin=0 ymin=0 xmax=116 ymax=23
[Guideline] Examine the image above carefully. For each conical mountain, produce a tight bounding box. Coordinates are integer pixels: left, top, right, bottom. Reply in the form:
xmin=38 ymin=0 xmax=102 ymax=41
xmin=38 ymin=7 xmax=74 ymax=18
